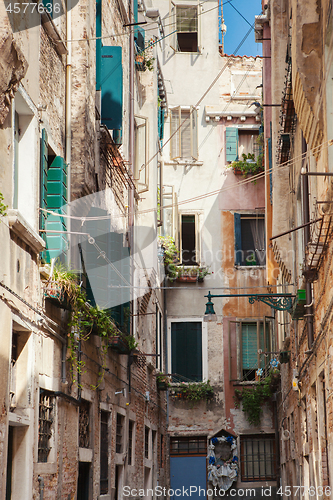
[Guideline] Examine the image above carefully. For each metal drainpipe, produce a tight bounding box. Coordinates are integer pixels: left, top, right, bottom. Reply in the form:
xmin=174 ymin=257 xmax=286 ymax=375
xmin=302 ymin=164 xmax=314 ymax=348
xmin=66 ymin=0 xmax=72 ymax=265
xmin=38 ymin=476 xmax=44 ymax=500
xmin=129 ymin=0 xmax=135 ymax=336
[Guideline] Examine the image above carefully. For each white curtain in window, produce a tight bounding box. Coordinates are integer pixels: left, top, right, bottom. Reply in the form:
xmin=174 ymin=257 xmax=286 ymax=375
xmin=250 ymin=218 xmax=265 ymax=264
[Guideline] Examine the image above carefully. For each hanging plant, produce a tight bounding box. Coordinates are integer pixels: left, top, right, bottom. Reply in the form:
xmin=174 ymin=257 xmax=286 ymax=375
xmin=43 ymin=262 xmax=119 ymax=388
xmin=234 ymin=370 xmax=280 ymax=426
xmin=158 ymin=236 xmax=179 ymax=280
xmin=228 ymin=152 xmax=264 ymax=178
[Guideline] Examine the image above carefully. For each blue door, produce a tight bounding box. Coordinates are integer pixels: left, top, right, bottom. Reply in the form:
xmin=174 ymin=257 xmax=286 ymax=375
xmin=170 ymin=457 xmax=207 ymax=500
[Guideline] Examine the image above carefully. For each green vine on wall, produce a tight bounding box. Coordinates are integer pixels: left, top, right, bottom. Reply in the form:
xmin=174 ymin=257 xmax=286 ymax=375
xmin=234 ymin=371 xmax=280 ymax=426
xmin=0 ymin=193 xmax=7 ymax=216
xmin=44 ymin=263 xmax=118 ymax=388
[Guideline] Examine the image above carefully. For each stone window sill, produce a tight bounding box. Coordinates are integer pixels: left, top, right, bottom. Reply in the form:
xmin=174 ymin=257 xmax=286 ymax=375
xmin=7 ymin=209 xmax=45 ymax=253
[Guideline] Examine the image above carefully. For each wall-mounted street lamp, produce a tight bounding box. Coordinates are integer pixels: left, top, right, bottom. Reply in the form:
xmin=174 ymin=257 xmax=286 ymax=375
xmin=203 ymin=291 xmax=295 ymax=322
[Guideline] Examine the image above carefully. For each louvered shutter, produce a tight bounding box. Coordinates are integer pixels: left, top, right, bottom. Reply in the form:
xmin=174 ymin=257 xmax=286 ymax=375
xmin=42 ymin=156 xmax=68 ymax=262
xmin=191 ymin=106 xmax=198 ymax=159
xmin=40 ymin=128 xmax=48 ymax=235
xmin=234 ymin=213 xmax=242 ymax=265
xmin=181 ymin=110 xmax=191 ymax=158
xmin=242 ymin=323 xmax=257 ymax=370
xmin=170 ymin=108 xmax=180 ymax=159
xmin=226 ymin=127 xmax=238 ymax=161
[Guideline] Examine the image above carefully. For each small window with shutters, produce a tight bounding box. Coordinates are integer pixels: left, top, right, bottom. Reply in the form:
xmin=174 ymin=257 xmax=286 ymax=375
xmin=234 ymin=214 xmax=265 ymax=266
xmin=171 ymin=321 xmax=202 ymax=381
xmin=169 ymin=2 xmax=200 ymax=52
xmin=170 ymin=107 xmax=198 ymax=160
xmin=228 ymin=319 xmax=273 ymax=382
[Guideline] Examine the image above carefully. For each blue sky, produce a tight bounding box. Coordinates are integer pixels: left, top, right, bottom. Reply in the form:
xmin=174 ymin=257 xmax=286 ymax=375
xmin=222 ymin=0 xmax=263 ymax=56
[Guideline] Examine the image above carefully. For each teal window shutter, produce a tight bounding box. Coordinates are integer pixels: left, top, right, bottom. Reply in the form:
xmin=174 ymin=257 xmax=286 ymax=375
xmin=43 ymin=156 xmax=68 ymax=262
xmin=234 ymin=213 xmax=242 ymax=265
xmin=171 ymin=322 xmax=202 ymax=381
xmin=242 ymin=323 xmax=257 ymax=371
xmin=226 ymin=127 xmax=238 ymax=162
xmin=40 ymin=129 xmax=48 ymax=235
xmin=101 ymin=46 xmax=123 ymax=135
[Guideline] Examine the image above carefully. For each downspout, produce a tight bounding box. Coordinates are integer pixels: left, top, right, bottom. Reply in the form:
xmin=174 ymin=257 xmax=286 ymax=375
xmin=301 ymin=161 xmax=314 ymax=348
xmin=38 ymin=476 xmax=44 ymax=500
xmin=129 ymin=0 xmax=135 ymax=336
xmin=66 ymin=0 xmax=72 ymax=263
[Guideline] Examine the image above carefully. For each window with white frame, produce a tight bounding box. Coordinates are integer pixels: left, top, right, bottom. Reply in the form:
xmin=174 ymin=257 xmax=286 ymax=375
xmin=171 ymin=321 xmax=202 ymax=381
xmin=175 ymin=4 xmax=198 ymax=52
xmin=170 ymin=107 xmax=198 ymax=160
xmin=180 ymin=214 xmax=198 ymax=265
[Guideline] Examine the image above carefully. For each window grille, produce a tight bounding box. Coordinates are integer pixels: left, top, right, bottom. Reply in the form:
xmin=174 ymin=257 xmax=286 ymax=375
xmin=170 ymin=436 xmax=207 ymax=456
xmin=116 ymin=413 xmax=124 ymax=454
xmin=100 ymin=411 xmax=109 ymax=494
xmin=240 ymin=435 xmax=276 ymax=481
xmin=128 ymin=420 xmax=134 ymax=465
xmin=38 ymin=390 xmax=54 ymax=463
xmin=145 ymin=426 xmax=150 ymax=459
xmin=79 ymin=400 xmax=90 ymax=449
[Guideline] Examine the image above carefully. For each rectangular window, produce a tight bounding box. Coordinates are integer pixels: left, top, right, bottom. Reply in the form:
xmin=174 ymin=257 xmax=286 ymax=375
xmin=156 ymin=306 xmax=163 ymax=371
xmin=38 ymin=390 xmax=54 ymax=463
xmin=176 ymin=5 xmax=198 ymax=52
xmin=226 ymin=128 xmax=260 ymax=163
xmin=100 ymin=411 xmax=109 ymax=494
xmin=145 ymin=426 xmax=150 ymax=459
xmin=240 ymin=435 xmax=276 ymax=481
xmin=242 ymin=322 xmax=270 ymax=380
xmin=170 ymin=107 xmax=198 ymax=160
xmin=170 ymin=437 xmax=207 ymax=456
xmin=79 ymin=400 xmax=90 ymax=449
xmin=171 ymin=322 xmax=202 ymax=381
xmin=228 ymin=319 xmax=272 ymax=382
xmin=181 ymin=214 xmax=197 ymax=265
xmin=128 ymin=420 xmax=134 ymax=465
xmin=116 ymin=413 xmax=124 ymax=454
xmin=234 ymin=214 xmax=265 ymax=266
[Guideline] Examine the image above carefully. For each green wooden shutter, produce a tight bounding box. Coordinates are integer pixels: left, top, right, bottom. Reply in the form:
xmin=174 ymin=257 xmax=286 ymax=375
xmin=226 ymin=127 xmax=238 ymax=162
xmin=242 ymin=323 xmax=257 ymax=370
xmin=234 ymin=213 xmax=242 ymax=265
xmin=101 ymin=46 xmax=123 ymax=135
xmin=43 ymin=156 xmax=68 ymax=262
xmin=40 ymin=129 xmax=48 ymax=234
xmin=171 ymin=322 xmax=202 ymax=381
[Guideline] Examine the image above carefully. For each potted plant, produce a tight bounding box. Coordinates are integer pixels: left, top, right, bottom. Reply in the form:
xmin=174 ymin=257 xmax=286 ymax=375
xmin=156 ymin=373 xmax=170 ymax=390
xmin=171 ymin=381 xmax=214 ymax=402
xmin=228 ymin=152 xmax=264 ymax=178
xmin=109 ymin=335 xmax=128 ymax=354
xmin=158 ymin=236 xmax=179 ymax=281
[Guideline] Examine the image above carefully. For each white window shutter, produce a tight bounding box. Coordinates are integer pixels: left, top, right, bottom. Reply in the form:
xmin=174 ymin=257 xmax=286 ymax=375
xmin=170 ymin=108 xmax=181 ymax=159
xmin=190 ymin=106 xmax=198 ymax=159
xmin=181 ymin=110 xmax=191 ymax=158
xmin=169 ymin=0 xmax=177 ymax=51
